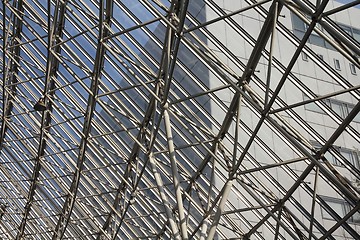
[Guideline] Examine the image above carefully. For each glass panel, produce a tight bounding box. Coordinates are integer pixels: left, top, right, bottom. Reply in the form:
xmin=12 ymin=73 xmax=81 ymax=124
xmin=304 ymin=95 xmax=324 ymax=113
xmin=309 ymin=34 xmax=326 ymax=47
xmin=324 ymin=151 xmax=339 ymax=165
xmin=292 ymin=14 xmax=306 ymax=31
xmin=349 ymin=63 xmax=357 ymax=75
xmin=331 ymin=101 xmax=344 ymax=117
xmin=340 ymin=24 xmax=352 ymax=36
xmin=352 ymin=28 xmax=360 ymax=42
xmin=351 ymin=211 xmax=360 ymax=223
xmin=322 ymin=201 xmax=345 ymax=219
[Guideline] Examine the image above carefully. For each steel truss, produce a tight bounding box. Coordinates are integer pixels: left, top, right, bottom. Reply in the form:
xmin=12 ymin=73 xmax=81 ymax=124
xmin=0 ymin=0 xmax=359 ymax=239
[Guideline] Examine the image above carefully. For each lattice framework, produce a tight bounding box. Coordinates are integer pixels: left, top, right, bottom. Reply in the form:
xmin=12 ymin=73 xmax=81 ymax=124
xmin=1 ymin=0 xmax=359 ymax=239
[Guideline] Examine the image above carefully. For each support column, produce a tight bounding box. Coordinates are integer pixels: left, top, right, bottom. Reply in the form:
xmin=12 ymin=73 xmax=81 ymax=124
xmin=163 ymin=104 xmax=188 ymax=240
xmin=149 ymin=152 xmax=181 ymax=239
xmin=206 ymin=179 xmax=234 ymax=240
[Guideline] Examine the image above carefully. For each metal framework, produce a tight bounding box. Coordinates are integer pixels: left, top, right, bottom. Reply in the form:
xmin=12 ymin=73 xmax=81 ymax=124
xmin=0 ymin=0 xmax=359 ymax=239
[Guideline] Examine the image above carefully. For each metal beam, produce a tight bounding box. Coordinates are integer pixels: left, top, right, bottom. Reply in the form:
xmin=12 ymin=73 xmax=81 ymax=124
xmin=323 ymin=0 xmax=360 ymax=16
xmin=206 ymin=179 xmax=234 ymax=240
xmin=0 ymin=0 xmax=23 ymax=149
xmin=182 ymin=0 xmax=284 ymax=197
xmin=189 ymin=2 xmax=284 ymax=236
xmin=97 ymin=1 xmax=191 ymax=238
xmin=289 ymin=0 xmax=360 ymax=64
xmin=149 ymin=152 xmax=181 ymax=239
xmin=244 ymin=83 xmax=360 ymax=240
xmin=309 ymin=166 xmax=319 ymax=240
xmin=319 ymin=201 xmax=360 ymax=240
xmin=15 ymin=1 xmax=67 ymax=238
xmin=52 ymin=1 xmax=112 ymax=238
xmin=1 ymin=0 xmax=360 ymax=239
xmin=163 ymin=105 xmax=188 ymax=240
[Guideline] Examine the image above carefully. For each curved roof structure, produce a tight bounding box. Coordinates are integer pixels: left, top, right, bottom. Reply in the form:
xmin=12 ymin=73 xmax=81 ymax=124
xmin=1 ymin=0 xmax=359 ymax=239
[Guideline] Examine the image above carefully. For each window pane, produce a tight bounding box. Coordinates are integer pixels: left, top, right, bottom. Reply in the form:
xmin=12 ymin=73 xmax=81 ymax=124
xmin=323 ymin=201 xmax=345 ymax=219
xmin=352 ymin=28 xmax=360 ymax=42
xmin=354 ymin=112 xmax=360 ymax=123
xmin=304 ymin=96 xmax=324 ymax=113
xmin=324 ymin=151 xmax=339 ymax=165
xmin=331 ymin=101 xmax=344 ymax=117
xmin=292 ymin=14 xmax=306 ymax=31
xmin=349 ymin=63 xmax=357 ymax=75
xmin=310 ymin=34 xmax=325 ymax=47
xmin=340 ymin=150 xmax=353 ymax=164
xmin=351 ymin=211 xmax=360 ymax=223
xmin=334 ymin=59 xmax=341 ymax=70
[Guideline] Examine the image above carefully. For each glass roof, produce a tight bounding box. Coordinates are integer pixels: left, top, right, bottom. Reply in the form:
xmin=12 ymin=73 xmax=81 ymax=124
xmin=0 ymin=0 xmax=359 ymax=239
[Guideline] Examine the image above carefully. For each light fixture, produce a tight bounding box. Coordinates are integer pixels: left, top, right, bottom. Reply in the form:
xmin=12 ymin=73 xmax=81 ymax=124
xmin=33 ymin=97 xmax=47 ymax=111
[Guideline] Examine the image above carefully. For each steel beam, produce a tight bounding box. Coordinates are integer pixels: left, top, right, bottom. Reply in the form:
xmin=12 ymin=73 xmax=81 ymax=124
xmin=95 ymin=86 xmax=159 ymax=239
xmin=202 ymin=1 xmax=360 ymax=237
xmin=189 ymin=2 xmax=283 ymax=236
xmin=265 ymin=1 xmax=278 ymax=106
xmin=289 ymin=0 xmax=360 ymax=63
xmin=244 ymin=84 xmax=360 ymax=240
xmin=16 ymin=1 xmax=67 ymax=238
xmin=309 ymin=166 xmax=319 ymax=240
xmin=163 ymin=105 xmax=188 ymax=240
xmin=240 ymin=79 xmax=359 ymax=239
xmin=149 ymin=152 xmax=181 ymax=239
xmin=1 ymin=0 xmax=360 ymax=239
xmin=0 ymin=0 xmax=23 ymax=149
xmin=274 ymin=207 xmax=283 ymax=240
xmin=97 ymin=1 xmax=190 ymax=238
xmin=206 ymin=179 xmax=234 ymax=240
xmin=323 ymin=0 xmax=360 ymax=16
xmin=319 ymin=201 xmax=360 ymax=240
xmin=239 ymin=179 xmax=302 ymax=240
xmin=182 ymin=0 xmax=283 ymax=196
xmin=52 ymin=1 xmax=112 ymax=238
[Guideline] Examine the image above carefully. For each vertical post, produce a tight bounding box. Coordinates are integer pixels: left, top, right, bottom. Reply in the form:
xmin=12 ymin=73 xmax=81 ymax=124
xmin=199 ymin=218 xmax=210 ymax=240
xmin=232 ymin=97 xmax=242 ymax=168
xmin=274 ymin=207 xmax=283 ymax=240
xmin=0 ymin=0 xmax=23 ymax=148
xmin=52 ymin=0 xmax=112 ymax=238
xmin=149 ymin=152 xmax=181 ymax=239
xmin=163 ymin=104 xmax=188 ymax=240
xmin=264 ymin=1 xmax=278 ymax=106
xmin=199 ymin=143 xmax=219 ymax=239
xmin=206 ymin=179 xmax=234 ymax=240
xmin=309 ymin=166 xmax=319 ymax=240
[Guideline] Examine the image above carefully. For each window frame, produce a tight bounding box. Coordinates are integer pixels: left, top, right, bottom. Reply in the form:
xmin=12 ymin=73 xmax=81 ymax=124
xmin=301 ymin=52 xmax=309 ymax=61
xmin=350 ymin=63 xmax=357 ymax=75
xmin=321 ymin=196 xmax=360 ymax=224
xmin=292 ymin=13 xmax=360 ymax=50
xmin=311 ymin=140 xmax=360 ymax=169
xmin=334 ymin=58 xmax=341 ymax=70
xmin=304 ymin=95 xmax=360 ymax=123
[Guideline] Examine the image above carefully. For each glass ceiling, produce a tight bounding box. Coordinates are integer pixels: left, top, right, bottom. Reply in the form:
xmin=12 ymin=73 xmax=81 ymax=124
xmin=0 ymin=0 xmax=359 ymax=239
